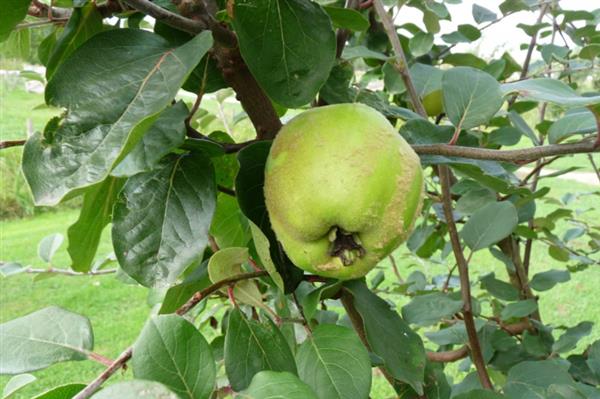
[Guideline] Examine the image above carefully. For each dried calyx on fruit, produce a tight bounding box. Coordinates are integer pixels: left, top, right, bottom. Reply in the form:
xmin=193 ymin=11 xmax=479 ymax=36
xmin=264 ymin=103 xmax=424 ymax=280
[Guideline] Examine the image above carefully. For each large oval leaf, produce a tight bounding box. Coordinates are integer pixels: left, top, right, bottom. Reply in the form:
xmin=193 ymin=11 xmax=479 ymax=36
xmin=344 ymin=280 xmax=426 ymax=394
xmin=460 ymin=201 xmax=518 ymax=251
xmin=224 ymin=308 xmax=297 ymax=391
xmin=296 ymin=324 xmax=372 ymax=399
xmin=502 ymin=78 xmax=600 ymax=107
xmin=112 ymin=101 xmax=188 ymax=177
xmin=67 ymin=177 xmax=124 ymax=272
xmin=0 ymin=0 xmax=31 ymax=42
xmin=23 ymin=29 xmax=213 ymax=206
xmin=132 ymin=315 xmax=216 ymax=399
xmin=112 ymin=152 xmax=216 ymax=287
xmin=442 ymin=66 xmax=504 ymax=131
xmin=0 ymin=307 xmax=93 ymax=374
xmin=45 ymin=4 xmax=103 ymax=79
xmin=243 ymin=371 xmax=318 ymax=399
xmin=233 ymin=0 xmax=336 ymax=107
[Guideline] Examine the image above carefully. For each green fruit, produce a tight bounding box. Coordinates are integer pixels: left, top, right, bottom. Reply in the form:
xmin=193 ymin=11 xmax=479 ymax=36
xmin=423 ymin=89 xmax=443 ymax=117
xmin=264 ymin=104 xmax=424 ymax=280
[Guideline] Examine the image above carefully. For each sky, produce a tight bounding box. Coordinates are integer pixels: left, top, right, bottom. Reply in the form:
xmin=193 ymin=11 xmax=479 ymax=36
xmin=395 ymin=0 xmax=600 ymax=63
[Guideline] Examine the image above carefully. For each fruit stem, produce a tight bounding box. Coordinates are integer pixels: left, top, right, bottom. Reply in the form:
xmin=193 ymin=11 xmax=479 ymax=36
xmin=328 ymin=226 xmax=366 ymax=266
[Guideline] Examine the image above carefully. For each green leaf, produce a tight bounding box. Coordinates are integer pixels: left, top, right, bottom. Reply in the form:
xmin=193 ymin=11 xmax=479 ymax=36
xmin=410 ymin=63 xmax=444 ymax=97
xmin=402 ymin=292 xmax=464 ymax=327
xmin=0 ymin=0 xmax=31 ymax=42
xmin=209 ymin=194 xmax=252 ymax=249
xmin=530 ymin=269 xmax=570 ymax=291
xmin=548 ymin=108 xmax=596 ymax=144
xmin=443 ymin=53 xmax=487 ymax=69
xmin=0 ymin=306 xmax=93 ymax=374
xmin=580 ymin=44 xmax=600 ymax=60
xmin=233 ymin=0 xmax=336 ymax=107
xmin=541 ymin=44 xmax=569 ymax=65
xmin=38 ymin=233 xmax=64 ymax=263
xmin=23 ymin=29 xmax=213 ymax=206
xmin=505 ymin=360 xmax=576 ymax=399
xmin=159 ymin=261 xmax=211 ymax=314
xmin=454 ymin=390 xmax=506 ymax=399
xmin=207 ymin=247 xmax=264 ymax=309
xmin=342 ymin=45 xmax=389 ymax=61
xmin=2 ymin=374 xmax=36 ymax=399
xmin=296 ymin=324 xmax=371 ymax=399
xmin=461 ymin=202 xmax=518 ymax=251
xmin=409 ymin=32 xmax=434 ymax=57
xmin=91 ymin=381 xmax=178 ymax=399
xmin=456 ymin=188 xmax=496 ymax=216
xmin=112 ymin=152 xmax=216 ymax=288
xmin=324 ymin=6 xmax=369 ymax=31
xmin=0 ymin=262 xmax=25 ymax=277
xmin=46 ymin=4 xmax=103 ymax=79
xmin=243 ymin=371 xmax=318 ymax=399
xmin=552 ymin=321 xmax=593 ymax=354
xmin=442 ymin=67 xmax=504 ymax=130
xmin=67 ymin=177 xmax=124 ymax=272
xmin=488 ymin=126 xmax=522 ymax=146
xmin=32 ymin=384 xmax=86 ymax=399
xmin=224 ymin=308 xmax=297 ymax=391
xmin=425 ymin=319 xmax=486 ymax=346
xmin=344 ymin=280 xmax=426 ymax=394
xmin=112 ymin=101 xmax=188 ymax=177
xmin=132 ymin=315 xmax=216 ymax=399
xmin=249 ymin=221 xmax=285 ymax=291
xmin=500 ymin=299 xmax=538 ymax=321
xmin=501 ymin=78 xmax=600 ymax=107
xmin=480 ymin=274 xmax=520 ymax=301
xmin=236 ymin=142 xmax=303 ymax=293
xmin=472 ymin=4 xmax=497 ymax=24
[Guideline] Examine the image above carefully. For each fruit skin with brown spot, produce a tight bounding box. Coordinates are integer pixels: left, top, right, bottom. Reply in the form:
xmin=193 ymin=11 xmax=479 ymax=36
xmin=264 ymin=103 xmax=423 ymax=280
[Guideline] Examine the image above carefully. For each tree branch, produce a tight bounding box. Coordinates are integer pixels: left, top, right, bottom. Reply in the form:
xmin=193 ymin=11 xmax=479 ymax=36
xmin=23 ymin=267 xmax=117 ymax=276
xmin=438 ymin=165 xmax=493 ymax=389
xmin=73 ymin=270 xmax=269 ymax=399
xmin=412 ymin=140 xmax=599 ymax=162
xmin=122 ymin=0 xmax=206 ymax=33
xmin=373 ymin=0 xmax=427 ymax=117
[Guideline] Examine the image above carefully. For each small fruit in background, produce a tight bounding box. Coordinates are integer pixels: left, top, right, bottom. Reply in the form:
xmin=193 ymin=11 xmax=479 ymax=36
xmin=264 ymin=103 xmax=424 ymax=280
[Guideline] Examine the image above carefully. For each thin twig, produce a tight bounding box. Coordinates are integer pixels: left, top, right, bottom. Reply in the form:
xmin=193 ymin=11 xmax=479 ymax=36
xmin=217 ymin=185 xmax=236 ymax=197
xmin=213 ymin=137 xmax=599 ymax=161
xmin=412 ymin=140 xmax=599 ymax=162
xmin=388 ymin=255 xmax=403 ymax=283
xmin=292 ymin=292 xmax=312 ymax=334
xmin=122 ymin=0 xmax=206 ymax=33
xmin=72 ymin=347 xmax=133 ymax=399
xmin=74 ymin=270 xmax=269 ymax=399
xmin=372 ymin=0 xmax=427 ymax=117
xmin=438 ymin=165 xmax=493 ymax=389
xmin=520 ymin=156 xmax=560 ymax=185
xmin=0 ymin=140 xmax=26 ymax=149
xmin=22 ymin=267 xmax=117 ymax=276
xmin=588 ymin=154 xmax=600 ymax=184
xmin=508 ymin=2 xmax=549 ymax=107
